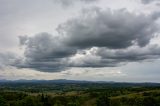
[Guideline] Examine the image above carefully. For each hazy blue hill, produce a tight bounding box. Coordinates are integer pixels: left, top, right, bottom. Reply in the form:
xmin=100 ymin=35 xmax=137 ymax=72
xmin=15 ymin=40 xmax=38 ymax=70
xmin=0 ymin=79 xmax=160 ymax=87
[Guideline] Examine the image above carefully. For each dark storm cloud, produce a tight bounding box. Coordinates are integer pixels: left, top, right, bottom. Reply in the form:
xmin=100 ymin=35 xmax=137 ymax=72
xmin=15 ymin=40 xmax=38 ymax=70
xmin=14 ymin=58 xmax=69 ymax=72
xmin=15 ymin=8 xmax=160 ymax=72
xmin=17 ymin=33 xmax=76 ymax=72
xmin=22 ymin=33 xmax=76 ymax=59
xmin=59 ymin=8 xmax=158 ymax=49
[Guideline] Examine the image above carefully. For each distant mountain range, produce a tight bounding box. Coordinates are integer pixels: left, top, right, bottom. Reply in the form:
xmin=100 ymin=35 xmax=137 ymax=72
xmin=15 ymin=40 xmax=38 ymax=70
xmin=0 ymin=79 xmax=107 ymax=83
xmin=0 ymin=79 xmax=159 ymax=84
xmin=0 ymin=79 xmax=160 ymax=87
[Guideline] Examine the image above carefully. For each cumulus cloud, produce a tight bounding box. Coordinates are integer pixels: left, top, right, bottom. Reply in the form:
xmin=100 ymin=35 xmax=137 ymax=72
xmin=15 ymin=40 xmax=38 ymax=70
xmin=60 ymin=8 xmax=158 ymax=49
xmin=67 ymin=43 xmax=160 ymax=68
xmin=22 ymin=33 xmax=75 ymax=59
xmin=12 ymin=8 xmax=160 ymax=72
xmin=17 ymin=32 xmax=76 ymax=72
xmin=96 ymin=44 xmax=160 ymax=62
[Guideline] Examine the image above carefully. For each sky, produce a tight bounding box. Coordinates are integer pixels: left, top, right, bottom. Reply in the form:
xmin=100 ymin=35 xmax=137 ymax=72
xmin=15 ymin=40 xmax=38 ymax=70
xmin=0 ymin=0 xmax=160 ymax=82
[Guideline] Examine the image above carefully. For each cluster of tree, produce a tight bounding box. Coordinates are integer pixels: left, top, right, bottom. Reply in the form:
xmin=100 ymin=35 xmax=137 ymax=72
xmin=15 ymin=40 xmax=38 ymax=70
xmin=1 ymin=81 xmax=160 ymax=93
xmin=96 ymin=92 xmax=160 ymax=106
xmin=1 ymin=91 xmax=159 ymax=106
xmin=0 ymin=92 xmax=84 ymax=106
xmin=0 ymin=84 xmax=160 ymax=106
xmin=0 ymin=95 xmax=6 ymax=106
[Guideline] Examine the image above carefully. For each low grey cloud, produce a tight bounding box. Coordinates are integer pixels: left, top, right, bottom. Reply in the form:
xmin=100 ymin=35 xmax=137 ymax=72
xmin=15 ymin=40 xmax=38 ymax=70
xmin=96 ymin=44 xmax=160 ymax=62
xmin=11 ymin=8 xmax=160 ymax=72
xmin=0 ymin=52 xmax=18 ymax=70
xmin=67 ymin=44 xmax=160 ymax=68
xmin=141 ymin=0 xmax=160 ymax=4
xmin=16 ymin=32 xmax=76 ymax=72
xmin=22 ymin=33 xmax=76 ymax=59
xmin=60 ymin=8 xmax=158 ymax=49
xmin=19 ymin=36 xmax=28 ymax=46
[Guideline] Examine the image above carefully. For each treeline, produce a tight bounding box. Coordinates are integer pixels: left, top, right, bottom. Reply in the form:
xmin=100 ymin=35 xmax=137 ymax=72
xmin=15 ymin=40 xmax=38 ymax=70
xmin=0 ymin=93 xmax=84 ymax=106
xmin=1 ymin=82 xmax=160 ymax=93
xmin=0 ymin=86 xmax=160 ymax=106
xmin=1 ymin=91 xmax=160 ymax=106
xmin=96 ymin=92 xmax=160 ymax=106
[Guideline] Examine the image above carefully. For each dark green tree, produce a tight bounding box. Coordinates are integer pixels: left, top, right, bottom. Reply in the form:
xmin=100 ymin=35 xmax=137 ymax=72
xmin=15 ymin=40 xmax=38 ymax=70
xmin=0 ymin=96 xmax=6 ymax=106
xmin=96 ymin=94 xmax=110 ymax=106
xmin=143 ymin=96 xmax=158 ymax=106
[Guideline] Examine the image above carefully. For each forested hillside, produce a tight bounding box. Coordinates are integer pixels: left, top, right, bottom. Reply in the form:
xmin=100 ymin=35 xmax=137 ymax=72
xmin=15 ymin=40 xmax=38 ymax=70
xmin=0 ymin=81 xmax=160 ymax=106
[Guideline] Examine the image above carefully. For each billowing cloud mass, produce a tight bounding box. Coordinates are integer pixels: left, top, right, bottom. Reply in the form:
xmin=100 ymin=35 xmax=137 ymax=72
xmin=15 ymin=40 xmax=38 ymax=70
xmin=7 ymin=8 xmax=159 ymax=72
xmin=16 ymin=33 xmax=75 ymax=71
xmin=60 ymin=8 xmax=158 ymax=48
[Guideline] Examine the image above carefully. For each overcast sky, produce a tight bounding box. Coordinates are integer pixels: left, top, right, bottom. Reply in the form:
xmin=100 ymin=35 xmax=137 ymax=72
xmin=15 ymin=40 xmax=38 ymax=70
xmin=0 ymin=0 xmax=160 ymax=82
